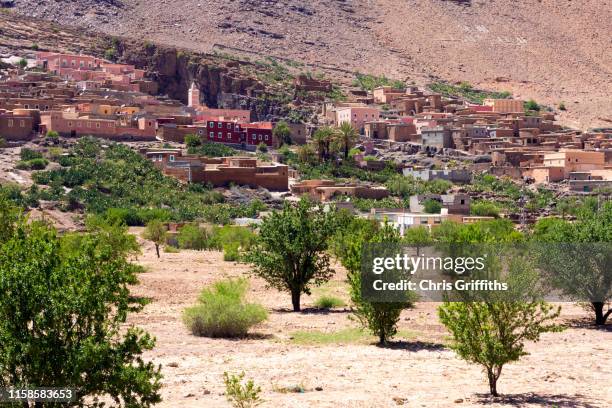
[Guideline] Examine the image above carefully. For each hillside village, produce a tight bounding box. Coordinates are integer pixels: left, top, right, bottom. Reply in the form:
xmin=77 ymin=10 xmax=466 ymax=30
xmin=0 ymin=11 xmax=611 ymax=408
xmin=1 ymin=51 xmax=611 ymax=232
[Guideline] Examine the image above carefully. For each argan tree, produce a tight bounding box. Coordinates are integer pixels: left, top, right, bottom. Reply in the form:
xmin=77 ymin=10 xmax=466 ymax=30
xmin=143 ymin=219 xmax=168 ymax=258
xmin=247 ymin=199 xmax=337 ymax=312
xmin=334 ymin=219 xmax=412 ymax=345
xmin=0 ymin=199 xmax=162 ymax=407
xmin=439 ymin=300 xmax=561 ymax=396
xmin=533 ymin=202 xmax=612 ymax=325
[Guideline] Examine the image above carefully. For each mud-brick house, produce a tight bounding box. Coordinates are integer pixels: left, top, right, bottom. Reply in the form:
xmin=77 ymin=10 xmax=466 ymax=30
xmin=146 ymin=150 xmax=288 ymax=191
xmin=0 ymin=110 xmax=34 ymax=141
xmin=290 ymin=179 xmax=389 ymax=202
xmin=39 ymin=111 xmax=157 ymax=140
xmin=409 ymin=193 xmax=471 ymax=215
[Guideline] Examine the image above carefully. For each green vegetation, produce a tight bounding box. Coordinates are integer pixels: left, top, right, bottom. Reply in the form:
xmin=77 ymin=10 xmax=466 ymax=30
xmin=188 ymin=142 xmax=237 ymax=157
xmin=428 ymin=81 xmax=511 ymax=105
xmin=385 ymin=175 xmax=452 ymax=198
xmin=558 ymin=102 xmax=567 ymax=111
xmin=524 ymin=99 xmax=541 ymax=112
xmin=183 ymin=278 xmax=267 ymax=338
xmin=256 ymin=142 xmax=268 ymax=153
xmin=470 ymin=200 xmax=501 ymax=217
xmin=21 ymin=137 xmax=264 ymax=224
xmin=0 ymin=138 xmax=5 ymax=148
xmin=532 ymin=202 xmax=612 ymax=325
xmin=46 ymin=130 xmax=60 ymax=140
xmin=439 ymin=301 xmax=561 ymax=396
xmin=337 ymin=122 xmax=358 ymax=159
xmin=223 ymin=372 xmax=263 ymax=408
xmin=184 ymin=133 xmax=202 ymax=148
xmin=247 ymin=199 xmax=338 ymax=312
xmin=313 ymin=295 xmax=346 ymax=309
xmin=352 ymin=73 xmax=404 ymax=91
xmin=177 ymin=224 xmax=209 ymax=250
xmin=273 ymin=121 xmax=291 ymax=146
xmin=142 ymin=219 xmax=168 ymax=258
xmin=15 ymin=157 xmax=48 ymax=170
xmin=18 ymin=58 xmax=28 ymax=69
xmin=0 ymin=198 xmax=162 ymax=406
xmin=423 ymin=198 xmax=442 ymax=214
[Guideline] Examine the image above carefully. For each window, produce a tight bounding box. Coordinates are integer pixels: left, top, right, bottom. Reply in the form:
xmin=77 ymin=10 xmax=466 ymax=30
xmin=209 ymin=122 xmax=214 ymax=128
xmin=460 ymin=199 xmax=465 ymax=205
xmin=420 ymin=219 xmax=428 ymax=225
xmin=198 ymin=129 xmax=203 ymax=135
xmin=264 ymin=135 xmax=268 ymax=141
xmin=158 ymin=155 xmax=163 ymax=161
xmin=218 ymin=122 xmax=222 ymax=128
xmin=20 ymin=120 xmax=25 ymax=128
xmin=227 ymin=123 xmax=231 ymax=129
xmin=71 ymin=60 xmax=76 ymax=67
xmin=227 ymin=133 xmax=231 ymax=139
xmin=252 ymin=134 xmax=256 ymax=140
xmin=169 ymin=155 xmax=175 ymax=162
xmin=24 ymin=105 xmax=29 ymax=109
xmin=258 ymin=134 xmax=262 ymax=140
xmin=87 ymin=122 xmax=91 ymax=128
xmin=96 ymin=123 xmax=100 ymax=128
xmin=68 ymin=122 xmax=73 ymax=127
xmin=235 ymin=124 xmax=240 ymax=131
xmin=7 ymin=119 xmax=13 ymax=127
xmin=218 ymin=132 xmax=222 ymax=139
xmin=209 ymin=132 xmax=213 ymax=139
xmin=77 ymin=122 xmax=81 ymax=128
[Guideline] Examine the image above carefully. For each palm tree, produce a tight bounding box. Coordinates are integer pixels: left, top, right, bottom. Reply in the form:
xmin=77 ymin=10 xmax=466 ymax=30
xmin=337 ymin=122 xmax=358 ymax=159
xmin=312 ymin=126 xmax=336 ymax=162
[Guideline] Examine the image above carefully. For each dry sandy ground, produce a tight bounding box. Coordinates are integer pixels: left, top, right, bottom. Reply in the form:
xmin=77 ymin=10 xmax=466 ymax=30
xmin=128 ymin=229 xmax=612 ymax=408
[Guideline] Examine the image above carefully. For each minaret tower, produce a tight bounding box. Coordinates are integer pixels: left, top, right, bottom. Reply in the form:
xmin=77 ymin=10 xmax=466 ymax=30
xmin=188 ymin=82 xmax=201 ymax=108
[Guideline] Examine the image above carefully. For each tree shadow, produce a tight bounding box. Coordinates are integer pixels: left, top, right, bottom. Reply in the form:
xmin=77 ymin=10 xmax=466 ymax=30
xmin=564 ymin=316 xmax=612 ymax=331
xmin=377 ymin=340 xmax=446 ymax=352
xmin=272 ymin=307 xmax=349 ymax=315
xmin=442 ymin=0 xmax=472 ymax=6
xmin=474 ymin=392 xmax=601 ymax=408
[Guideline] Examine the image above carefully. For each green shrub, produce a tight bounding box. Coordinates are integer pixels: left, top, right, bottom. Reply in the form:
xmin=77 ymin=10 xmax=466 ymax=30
xmin=188 ymin=142 xmax=237 ymax=157
xmin=184 ymin=134 xmax=201 ymax=148
xmin=15 ymin=158 xmax=49 ymax=170
xmin=20 ymin=148 xmax=43 ymax=161
xmin=104 ymin=208 xmax=172 ymax=226
xmin=0 ymin=138 xmax=5 ymax=148
xmin=223 ymin=372 xmax=263 ymax=408
xmin=256 ymin=142 xmax=268 ymax=153
xmin=314 ymin=295 xmax=345 ymax=309
xmin=164 ymin=245 xmax=179 ymax=253
xmin=471 ymin=201 xmax=500 ymax=217
xmin=177 ymin=224 xmax=209 ymax=250
xmin=423 ymin=199 xmax=442 ymax=214
xmin=209 ymin=225 xmax=256 ymax=251
xmin=524 ymin=99 xmax=541 ymax=112
xmin=183 ymin=278 xmax=268 ymax=338
xmin=223 ymin=242 xmax=240 ymax=262
xmin=558 ymin=102 xmax=566 ymax=111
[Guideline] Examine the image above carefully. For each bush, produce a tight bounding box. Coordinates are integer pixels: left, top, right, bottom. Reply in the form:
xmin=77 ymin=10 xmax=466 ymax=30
xmin=20 ymin=148 xmax=43 ymax=161
xmin=188 ymin=142 xmax=236 ymax=157
xmin=223 ymin=372 xmax=263 ymax=408
xmin=104 ymin=207 xmax=172 ymax=226
xmin=0 ymin=138 xmax=5 ymax=148
xmin=524 ymin=99 xmax=541 ymax=112
xmin=164 ymin=245 xmax=179 ymax=253
xmin=423 ymin=199 xmax=442 ymax=214
xmin=184 ymin=133 xmax=201 ymax=148
xmin=471 ymin=201 xmax=500 ymax=217
xmin=183 ymin=278 xmax=268 ymax=338
xmin=558 ymin=102 xmax=567 ymax=111
xmin=15 ymin=158 xmax=49 ymax=170
xmin=223 ymin=242 xmax=240 ymax=261
xmin=177 ymin=224 xmax=209 ymax=250
xmin=46 ymin=130 xmax=60 ymax=140
xmin=314 ymin=295 xmax=345 ymax=309
xmin=209 ymin=225 xmax=257 ymax=251
xmin=256 ymin=142 xmax=268 ymax=153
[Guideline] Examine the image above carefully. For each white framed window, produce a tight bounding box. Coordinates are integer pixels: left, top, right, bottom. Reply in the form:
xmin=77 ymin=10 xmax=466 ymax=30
xmin=7 ymin=119 xmax=13 ymax=127
xmin=264 ymin=135 xmax=268 ymax=141
xmin=235 ymin=124 xmax=240 ymax=131
xmin=87 ymin=122 xmax=91 ymax=128
xmin=218 ymin=132 xmax=222 ymax=139
xmin=258 ymin=134 xmax=262 ymax=140
xmin=209 ymin=122 xmax=214 ymax=128
xmin=198 ymin=129 xmax=203 ymax=135
xmin=209 ymin=132 xmax=213 ymax=139
xmin=218 ymin=122 xmax=222 ymax=128
xmin=227 ymin=123 xmax=231 ymax=129
xmin=68 ymin=122 xmax=73 ymax=127
xmin=96 ymin=123 xmax=100 ymax=128
xmin=227 ymin=133 xmax=231 ymax=139
xmin=20 ymin=120 xmax=25 ymax=127
xmin=169 ymin=155 xmax=175 ymax=162
xmin=158 ymin=155 xmax=163 ymax=161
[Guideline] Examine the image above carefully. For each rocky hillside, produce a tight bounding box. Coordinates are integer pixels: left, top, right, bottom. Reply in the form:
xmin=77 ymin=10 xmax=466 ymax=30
xmin=5 ymin=0 xmax=612 ymax=129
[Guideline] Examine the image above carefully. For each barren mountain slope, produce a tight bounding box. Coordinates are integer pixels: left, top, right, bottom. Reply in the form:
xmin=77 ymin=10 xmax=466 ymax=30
xmin=9 ymin=0 xmax=612 ymax=129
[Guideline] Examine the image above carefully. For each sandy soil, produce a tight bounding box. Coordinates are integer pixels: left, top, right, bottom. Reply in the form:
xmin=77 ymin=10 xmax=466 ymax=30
xmin=127 ymin=229 xmax=612 ymax=408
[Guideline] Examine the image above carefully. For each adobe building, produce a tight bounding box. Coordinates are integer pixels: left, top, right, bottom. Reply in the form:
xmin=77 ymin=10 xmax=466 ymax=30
xmin=291 ymin=179 xmax=389 ymax=202
xmin=147 ymin=150 xmax=288 ymax=191
xmin=0 ymin=110 xmax=34 ymax=141
xmin=40 ymin=111 xmax=157 ymax=140
xmin=483 ymin=99 xmax=524 ymax=113
xmin=335 ymin=106 xmax=380 ymax=133
xmin=372 ymin=86 xmax=406 ymax=104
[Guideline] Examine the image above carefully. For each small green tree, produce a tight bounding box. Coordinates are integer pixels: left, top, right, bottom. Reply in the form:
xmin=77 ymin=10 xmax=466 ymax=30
xmin=402 ymin=225 xmax=433 ymax=255
xmin=524 ymin=99 xmax=541 ymax=112
xmin=246 ymin=199 xmax=337 ymax=311
xmin=0 ymin=202 xmax=162 ymax=406
xmin=142 ymin=219 xmax=168 ymax=258
xmin=256 ymin=142 xmax=268 ymax=153
xmin=0 ymin=137 xmax=6 ymax=148
xmin=223 ymin=372 xmax=263 ymax=408
xmin=177 ymin=224 xmax=209 ymax=250
xmin=335 ymin=220 xmax=412 ymax=345
xmin=439 ymin=301 xmax=561 ymax=396
xmin=423 ymin=198 xmax=442 ymax=214
xmin=558 ymin=102 xmax=566 ymax=111
xmin=273 ymin=121 xmax=292 ymax=146
xmin=184 ymin=133 xmax=201 ymax=148
xmin=18 ymin=58 xmax=28 ymax=69
xmin=471 ymin=200 xmax=500 ymax=217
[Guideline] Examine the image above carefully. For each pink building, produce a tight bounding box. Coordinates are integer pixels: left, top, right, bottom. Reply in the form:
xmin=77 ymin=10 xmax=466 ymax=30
xmin=39 ymin=111 xmax=156 ymax=140
xmin=335 ymin=106 xmax=380 ymax=133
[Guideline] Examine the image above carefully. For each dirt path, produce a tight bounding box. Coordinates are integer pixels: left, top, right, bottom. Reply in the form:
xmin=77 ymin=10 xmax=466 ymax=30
xmin=127 ymin=231 xmax=612 ymax=408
